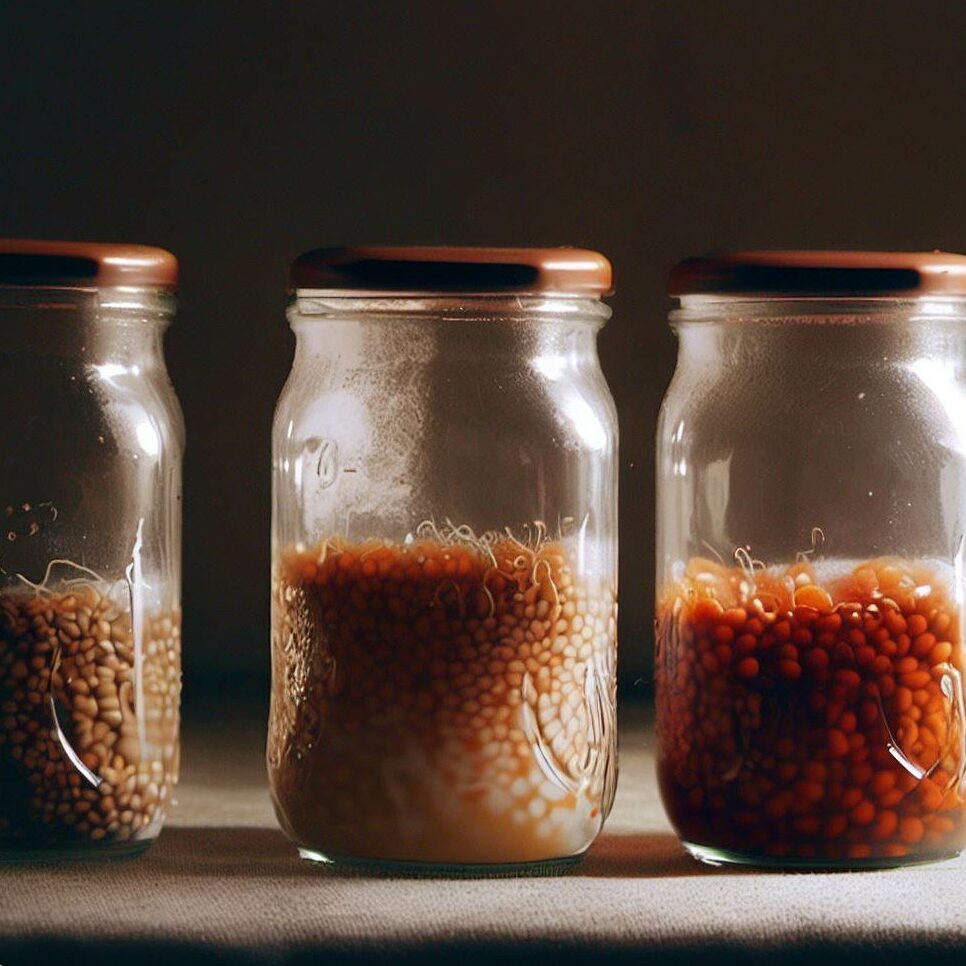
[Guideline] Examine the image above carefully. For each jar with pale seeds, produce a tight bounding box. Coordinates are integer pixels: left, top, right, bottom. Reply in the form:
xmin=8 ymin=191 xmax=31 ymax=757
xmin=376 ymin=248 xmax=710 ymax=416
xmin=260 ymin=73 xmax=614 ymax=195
xmin=0 ymin=240 xmax=183 ymax=859
xmin=270 ymin=247 xmax=618 ymax=871
xmin=657 ymin=251 xmax=966 ymax=868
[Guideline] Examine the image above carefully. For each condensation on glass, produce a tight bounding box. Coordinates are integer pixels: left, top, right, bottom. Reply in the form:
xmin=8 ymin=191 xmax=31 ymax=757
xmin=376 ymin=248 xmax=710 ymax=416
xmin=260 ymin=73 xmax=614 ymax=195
xmin=0 ymin=240 xmax=183 ymax=859
xmin=269 ymin=246 xmax=619 ymax=872
xmin=656 ymin=251 xmax=966 ymax=868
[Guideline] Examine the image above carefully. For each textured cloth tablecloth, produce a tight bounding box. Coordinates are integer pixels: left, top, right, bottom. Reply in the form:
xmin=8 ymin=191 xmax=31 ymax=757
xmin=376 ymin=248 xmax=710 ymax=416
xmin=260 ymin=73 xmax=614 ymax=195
xmin=1 ymin=704 xmax=965 ymax=965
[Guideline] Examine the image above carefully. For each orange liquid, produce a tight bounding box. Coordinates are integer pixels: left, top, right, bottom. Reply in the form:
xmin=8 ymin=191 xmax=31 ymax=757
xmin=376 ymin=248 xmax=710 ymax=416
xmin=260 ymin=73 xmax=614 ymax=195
xmin=656 ymin=557 xmax=966 ymax=864
xmin=269 ymin=535 xmax=617 ymax=865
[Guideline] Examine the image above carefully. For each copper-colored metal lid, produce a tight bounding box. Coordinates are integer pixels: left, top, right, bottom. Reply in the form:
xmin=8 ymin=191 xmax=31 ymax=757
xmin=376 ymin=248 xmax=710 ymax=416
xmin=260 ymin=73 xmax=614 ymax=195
xmin=669 ymin=251 xmax=966 ymax=298
xmin=289 ymin=246 xmax=614 ymax=297
xmin=0 ymin=239 xmax=178 ymax=289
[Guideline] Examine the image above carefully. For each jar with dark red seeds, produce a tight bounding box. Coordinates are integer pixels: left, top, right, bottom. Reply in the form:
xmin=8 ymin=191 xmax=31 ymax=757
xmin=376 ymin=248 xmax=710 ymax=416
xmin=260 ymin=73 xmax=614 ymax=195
xmin=0 ymin=241 xmax=183 ymax=860
xmin=270 ymin=247 xmax=618 ymax=872
xmin=656 ymin=251 xmax=966 ymax=868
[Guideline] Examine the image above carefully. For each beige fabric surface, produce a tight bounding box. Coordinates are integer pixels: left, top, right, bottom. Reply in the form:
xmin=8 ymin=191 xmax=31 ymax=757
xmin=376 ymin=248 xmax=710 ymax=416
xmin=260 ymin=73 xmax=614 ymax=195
xmin=1 ymin=703 xmax=965 ymax=964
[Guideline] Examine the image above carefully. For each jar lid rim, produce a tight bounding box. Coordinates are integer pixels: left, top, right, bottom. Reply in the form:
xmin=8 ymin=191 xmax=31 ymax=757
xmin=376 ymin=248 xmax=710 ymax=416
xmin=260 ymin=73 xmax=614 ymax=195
xmin=0 ymin=239 xmax=178 ymax=290
xmin=289 ymin=246 xmax=614 ymax=297
xmin=669 ymin=251 xmax=966 ymax=298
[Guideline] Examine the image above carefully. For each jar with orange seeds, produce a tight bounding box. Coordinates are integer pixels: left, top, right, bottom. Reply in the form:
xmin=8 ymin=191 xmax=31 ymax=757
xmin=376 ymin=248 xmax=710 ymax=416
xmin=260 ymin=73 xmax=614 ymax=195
xmin=656 ymin=251 xmax=966 ymax=868
xmin=269 ymin=247 xmax=618 ymax=872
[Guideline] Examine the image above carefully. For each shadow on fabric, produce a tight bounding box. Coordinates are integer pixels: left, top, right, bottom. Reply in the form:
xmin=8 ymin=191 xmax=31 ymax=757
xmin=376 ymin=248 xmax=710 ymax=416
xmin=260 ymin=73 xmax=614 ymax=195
xmin=5 ymin=937 xmax=966 ymax=966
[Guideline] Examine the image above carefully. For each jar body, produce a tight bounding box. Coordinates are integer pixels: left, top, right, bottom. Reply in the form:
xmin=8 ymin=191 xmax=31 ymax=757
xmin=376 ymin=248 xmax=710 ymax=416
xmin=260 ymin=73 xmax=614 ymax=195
xmin=0 ymin=289 xmax=183 ymax=859
xmin=269 ymin=295 xmax=618 ymax=870
xmin=656 ymin=299 xmax=966 ymax=867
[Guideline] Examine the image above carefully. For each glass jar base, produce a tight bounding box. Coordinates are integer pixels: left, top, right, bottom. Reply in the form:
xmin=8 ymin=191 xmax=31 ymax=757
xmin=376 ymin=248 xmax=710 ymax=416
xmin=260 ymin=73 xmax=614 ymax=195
xmin=0 ymin=838 xmax=155 ymax=863
xmin=297 ymin=846 xmax=585 ymax=877
xmin=682 ymin=840 xmax=963 ymax=871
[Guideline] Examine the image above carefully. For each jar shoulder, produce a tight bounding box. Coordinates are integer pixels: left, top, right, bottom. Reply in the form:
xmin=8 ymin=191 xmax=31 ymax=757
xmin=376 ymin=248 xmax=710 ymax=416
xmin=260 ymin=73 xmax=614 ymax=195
xmin=659 ymin=355 xmax=966 ymax=458
xmin=0 ymin=356 xmax=183 ymax=472
xmin=275 ymin=357 xmax=616 ymax=452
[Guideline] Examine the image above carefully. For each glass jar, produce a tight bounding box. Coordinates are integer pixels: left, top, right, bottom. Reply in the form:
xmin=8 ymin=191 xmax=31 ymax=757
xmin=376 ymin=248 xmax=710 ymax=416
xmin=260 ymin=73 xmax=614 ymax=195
xmin=656 ymin=251 xmax=966 ymax=868
xmin=0 ymin=240 xmax=183 ymax=859
xmin=269 ymin=246 xmax=618 ymax=872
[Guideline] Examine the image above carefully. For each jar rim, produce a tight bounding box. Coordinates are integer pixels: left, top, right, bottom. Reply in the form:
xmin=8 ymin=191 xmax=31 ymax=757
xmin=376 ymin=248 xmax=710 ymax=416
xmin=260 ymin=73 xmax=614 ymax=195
xmin=670 ymin=295 xmax=966 ymax=325
xmin=290 ymin=293 xmax=611 ymax=324
xmin=0 ymin=285 xmax=176 ymax=316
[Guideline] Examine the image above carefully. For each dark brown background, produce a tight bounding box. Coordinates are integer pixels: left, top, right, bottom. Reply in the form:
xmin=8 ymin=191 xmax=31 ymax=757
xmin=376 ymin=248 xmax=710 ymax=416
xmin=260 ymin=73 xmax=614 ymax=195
xmin=3 ymin=1 xmax=966 ymax=709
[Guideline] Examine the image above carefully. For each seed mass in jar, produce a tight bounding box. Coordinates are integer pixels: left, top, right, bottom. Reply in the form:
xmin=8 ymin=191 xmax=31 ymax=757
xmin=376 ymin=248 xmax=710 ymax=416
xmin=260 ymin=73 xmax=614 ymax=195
xmin=268 ymin=524 xmax=617 ymax=866
xmin=656 ymin=554 xmax=966 ymax=866
xmin=0 ymin=575 xmax=181 ymax=856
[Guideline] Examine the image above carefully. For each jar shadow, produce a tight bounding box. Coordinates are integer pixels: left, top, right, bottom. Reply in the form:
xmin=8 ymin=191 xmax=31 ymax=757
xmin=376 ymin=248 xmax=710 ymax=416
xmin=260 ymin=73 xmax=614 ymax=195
xmin=578 ymin=832 xmax=736 ymax=878
xmin=0 ymin=827 xmax=762 ymax=880
xmin=140 ymin=827 xmax=731 ymax=880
